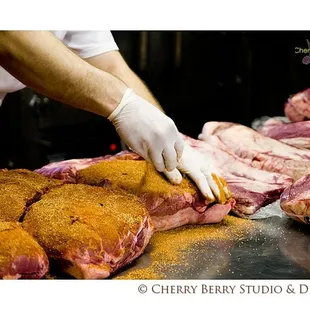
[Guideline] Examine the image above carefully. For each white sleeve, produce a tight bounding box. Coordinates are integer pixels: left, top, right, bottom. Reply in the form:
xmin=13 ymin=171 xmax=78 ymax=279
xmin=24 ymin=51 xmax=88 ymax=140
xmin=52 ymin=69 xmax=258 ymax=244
xmin=62 ymin=31 xmax=119 ymax=59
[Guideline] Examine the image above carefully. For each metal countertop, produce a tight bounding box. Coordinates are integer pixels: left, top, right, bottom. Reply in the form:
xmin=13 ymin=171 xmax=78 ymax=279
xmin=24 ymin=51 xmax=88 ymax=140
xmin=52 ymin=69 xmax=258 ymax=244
xmin=114 ymin=217 xmax=310 ymax=279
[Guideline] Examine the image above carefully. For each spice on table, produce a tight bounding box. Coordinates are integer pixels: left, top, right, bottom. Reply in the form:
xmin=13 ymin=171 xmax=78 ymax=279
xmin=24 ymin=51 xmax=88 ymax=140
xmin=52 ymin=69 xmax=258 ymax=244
xmin=115 ymin=215 xmax=259 ymax=279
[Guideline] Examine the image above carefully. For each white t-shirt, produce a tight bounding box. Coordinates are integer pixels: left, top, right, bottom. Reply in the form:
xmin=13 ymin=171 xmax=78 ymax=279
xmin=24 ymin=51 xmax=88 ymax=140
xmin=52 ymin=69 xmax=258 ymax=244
xmin=0 ymin=31 xmax=119 ymax=105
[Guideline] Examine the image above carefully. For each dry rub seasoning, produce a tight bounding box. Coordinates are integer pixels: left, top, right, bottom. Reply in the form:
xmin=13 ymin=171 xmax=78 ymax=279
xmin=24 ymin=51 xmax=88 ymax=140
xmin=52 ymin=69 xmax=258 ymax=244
xmin=22 ymin=184 xmax=153 ymax=279
xmin=78 ymin=160 xmax=202 ymax=196
xmin=0 ymin=169 xmax=61 ymax=222
xmin=115 ymin=215 xmax=259 ymax=279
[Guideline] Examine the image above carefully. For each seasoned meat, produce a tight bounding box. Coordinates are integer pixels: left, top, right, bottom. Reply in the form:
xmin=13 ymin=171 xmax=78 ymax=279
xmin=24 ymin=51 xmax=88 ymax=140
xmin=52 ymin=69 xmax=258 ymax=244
xmin=22 ymin=184 xmax=153 ymax=279
xmin=0 ymin=221 xmax=48 ymax=279
xmin=0 ymin=169 xmax=61 ymax=221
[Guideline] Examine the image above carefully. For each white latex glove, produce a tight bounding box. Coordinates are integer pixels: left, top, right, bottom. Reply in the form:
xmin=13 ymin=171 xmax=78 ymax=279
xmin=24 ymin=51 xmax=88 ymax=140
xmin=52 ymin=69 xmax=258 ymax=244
xmin=163 ymin=143 xmax=231 ymax=204
xmin=108 ymin=88 xmax=184 ymax=172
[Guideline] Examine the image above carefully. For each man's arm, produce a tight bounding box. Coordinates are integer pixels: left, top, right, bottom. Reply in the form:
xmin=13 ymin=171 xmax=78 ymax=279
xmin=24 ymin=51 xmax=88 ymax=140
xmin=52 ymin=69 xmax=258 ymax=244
xmin=0 ymin=32 xmax=228 ymax=202
xmin=85 ymin=50 xmax=165 ymax=112
xmin=0 ymin=31 xmax=127 ymax=117
xmin=85 ymin=50 xmax=230 ymax=203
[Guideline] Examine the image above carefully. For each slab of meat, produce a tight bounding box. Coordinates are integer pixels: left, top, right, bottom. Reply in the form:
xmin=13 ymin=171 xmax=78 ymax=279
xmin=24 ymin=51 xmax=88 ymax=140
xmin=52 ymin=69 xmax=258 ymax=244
xmin=35 ymin=141 xmax=290 ymax=218
xmin=284 ymin=88 xmax=310 ymax=122
xmin=183 ymin=135 xmax=293 ymax=217
xmin=77 ymin=157 xmax=234 ymax=230
xmin=199 ymin=121 xmax=310 ymax=181
xmin=0 ymin=169 xmax=61 ymax=221
xmin=280 ymin=175 xmax=310 ymax=225
xmin=258 ymin=119 xmax=310 ymax=150
xmin=34 ymin=152 xmax=141 ymax=183
xmin=0 ymin=221 xmax=49 ymax=279
xmin=22 ymin=184 xmax=153 ymax=279
xmin=34 ymin=156 xmax=111 ymax=183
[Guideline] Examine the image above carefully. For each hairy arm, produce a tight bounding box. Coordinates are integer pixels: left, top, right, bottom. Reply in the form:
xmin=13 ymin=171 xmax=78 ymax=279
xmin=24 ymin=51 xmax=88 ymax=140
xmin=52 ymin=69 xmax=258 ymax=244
xmin=85 ymin=50 xmax=165 ymax=112
xmin=0 ymin=31 xmax=127 ymax=117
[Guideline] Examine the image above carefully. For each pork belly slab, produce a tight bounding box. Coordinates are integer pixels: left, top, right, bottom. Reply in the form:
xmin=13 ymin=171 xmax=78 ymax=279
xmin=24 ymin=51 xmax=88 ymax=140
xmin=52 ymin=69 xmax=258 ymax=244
xmin=35 ymin=140 xmax=290 ymax=218
xmin=183 ymin=135 xmax=292 ymax=217
xmin=0 ymin=221 xmax=48 ymax=279
xmin=76 ymin=158 xmax=234 ymax=230
xmin=198 ymin=121 xmax=310 ymax=181
xmin=284 ymin=88 xmax=310 ymax=122
xmin=280 ymin=175 xmax=310 ymax=224
xmin=0 ymin=169 xmax=61 ymax=279
xmin=22 ymin=184 xmax=153 ymax=279
xmin=258 ymin=119 xmax=310 ymax=150
xmin=0 ymin=169 xmax=61 ymax=221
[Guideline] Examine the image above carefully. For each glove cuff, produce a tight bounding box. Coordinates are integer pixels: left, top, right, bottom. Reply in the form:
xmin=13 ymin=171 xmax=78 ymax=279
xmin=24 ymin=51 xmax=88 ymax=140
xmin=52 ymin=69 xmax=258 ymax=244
xmin=107 ymin=88 xmax=133 ymax=122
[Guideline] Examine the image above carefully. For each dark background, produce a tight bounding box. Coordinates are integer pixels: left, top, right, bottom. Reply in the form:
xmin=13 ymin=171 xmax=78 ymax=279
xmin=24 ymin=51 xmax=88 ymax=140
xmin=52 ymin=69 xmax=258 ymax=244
xmin=0 ymin=31 xmax=309 ymax=169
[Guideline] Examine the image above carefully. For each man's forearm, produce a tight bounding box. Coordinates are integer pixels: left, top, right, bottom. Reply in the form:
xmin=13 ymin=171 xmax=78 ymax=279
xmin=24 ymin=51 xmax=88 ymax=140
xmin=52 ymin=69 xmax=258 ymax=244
xmin=0 ymin=31 xmax=127 ymax=117
xmin=86 ymin=51 xmax=165 ymax=113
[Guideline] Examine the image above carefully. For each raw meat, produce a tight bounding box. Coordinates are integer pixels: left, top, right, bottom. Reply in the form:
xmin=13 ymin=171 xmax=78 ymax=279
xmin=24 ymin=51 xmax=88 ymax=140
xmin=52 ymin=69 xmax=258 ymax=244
xmin=280 ymin=175 xmax=310 ymax=224
xmin=0 ymin=169 xmax=61 ymax=221
xmin=0 ymin=221 xmax=49 ymax=279
xmin=252 ymin=116 xmax=289 ymax=131
xmin=22 ymin=184 xmax=153 ymax=279
xmin=258 ymin=119 xmax=310 ymax=149
xmin=198 ymin=121 xmax=310 ymax=180
xmin=35 ymin=141 xmax=291 ymax=217
xmin=76 ymin=158 xmax=234 ymax=230
xmin=255 ymin=117 xmax=288 ymax=129
xmin=183 ymin=135 xmax=293 ymax=217
xmin=34 ymin=152 xmax=141 ymax=183
xmin=33 ymin=156 xmax=113 ymax=183
xmin=284 ymin=88 xmax=310 ymax=122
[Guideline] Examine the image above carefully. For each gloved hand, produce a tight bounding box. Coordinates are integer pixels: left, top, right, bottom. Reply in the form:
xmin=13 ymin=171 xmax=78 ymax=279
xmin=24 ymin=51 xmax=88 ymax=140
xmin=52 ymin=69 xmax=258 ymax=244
xmin=163 ymin=143 xmax=231 ymax=204
xmin=108 ymin=88 xmax=184 ymax=172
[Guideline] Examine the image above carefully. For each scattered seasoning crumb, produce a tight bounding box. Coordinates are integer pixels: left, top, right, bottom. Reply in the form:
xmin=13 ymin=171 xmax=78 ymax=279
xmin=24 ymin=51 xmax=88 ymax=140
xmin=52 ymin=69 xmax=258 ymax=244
xmin=44 ymin=273 xmax=56 ymax=280
xmin=115 ymin=215 xmax=260 ymax=280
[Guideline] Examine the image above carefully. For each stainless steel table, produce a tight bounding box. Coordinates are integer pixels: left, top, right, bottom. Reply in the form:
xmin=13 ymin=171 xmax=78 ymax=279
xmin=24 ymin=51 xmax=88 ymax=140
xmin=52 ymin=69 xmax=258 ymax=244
xmin=115 ymin=217 xmax=310 ymax=279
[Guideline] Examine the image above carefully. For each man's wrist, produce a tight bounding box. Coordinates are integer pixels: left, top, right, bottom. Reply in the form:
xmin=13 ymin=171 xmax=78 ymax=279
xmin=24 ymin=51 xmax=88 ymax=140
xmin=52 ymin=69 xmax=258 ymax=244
xmin=108 ymin=88 xmax=133 ymax=121
xmin=85 ymin=68 xmax=128 ymax=118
